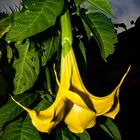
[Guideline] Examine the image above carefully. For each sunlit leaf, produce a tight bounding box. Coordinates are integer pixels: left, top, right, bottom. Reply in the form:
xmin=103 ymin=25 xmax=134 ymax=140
xmin=0 ymin=93 xmax=38 ymax=128
xmin=0 ymin=119 xmax=41 ymax=140
xmin=74 ymin=0 xmax=85 ymax=6
xmin=99 ymin=118 xmax=122 ymax=140
xmin=13 ymin=39 xmax=39 ymax=95
xmin=0 ymin=16 xmax=13 ymax=38
xmin=80 ymin=10 xmax=117 ymax=61
xmin=87 ymin=0 xmax=112 ymax=16
xmin=6 ymin=0 xmax=64 ymax=42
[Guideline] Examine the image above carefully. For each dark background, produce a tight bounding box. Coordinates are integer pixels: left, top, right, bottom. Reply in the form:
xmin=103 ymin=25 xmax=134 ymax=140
xmin=85 ymin=18 xmax=140 ymax=140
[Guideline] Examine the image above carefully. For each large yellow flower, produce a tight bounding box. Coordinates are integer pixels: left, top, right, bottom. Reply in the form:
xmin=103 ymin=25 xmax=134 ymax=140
xmin=58 ymin=48 xmax=130 ymax=133
xmin=11 ymin=90 xmax=66 ymax=133
xmin=11 ymin=10 xmax=131 ymax=134
xmin=11 ymin=45 xmax=130 ymax=134
xmin=10 ymin=47 xmax=73 ymax=133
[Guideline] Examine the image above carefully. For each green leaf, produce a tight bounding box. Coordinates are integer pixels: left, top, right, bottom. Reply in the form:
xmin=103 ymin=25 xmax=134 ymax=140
xmin=0 ymin=119 xmax=41 ymax=140
xmin=55 ymin=127 xmax=77 ymax=140
xmin=61 ymin=127 xmax=77 ymax=140
xmin=81 ymin=18 xmax=91 ymax=40
xmin=81 ymin=10 xmax=117 ymax=61
xmin=6 ymin=0 xmax=64 ymax=42
xmin=13 ymin=39 xmax=39 ymax=95
xmin=0 ymin=93 xmax=38 ymax=128
xmin=87 ymin=0 xmax=113 ymax=16
xmin=74 ymin=0 xmax=85 ymax=6
xmin=77 ymin=131 xmax=91 ymax=140
xmin=34 ymin=98 xmax=52 ymax=111
xmin=0 ymin=16 xmax=13 ymax=38
xmin=41 ymin=33 xmax=60 ymax=66
xmin=99 ymin=118 xmax=122 ymax=140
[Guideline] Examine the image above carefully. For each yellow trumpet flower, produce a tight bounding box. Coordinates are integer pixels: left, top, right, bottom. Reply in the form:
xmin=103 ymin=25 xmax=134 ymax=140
xmin=11 ymin=10 xmax=131 ymax=134
xmin=10 ymin=48 xmax=74 ymax=133
xmin=10 ymin=90 xmax=66 ymax=133
xmin=57 ymin=10 xmax=131 ymax=133
xmin=61 ymin=48 xmax=131 ymax=133
xmin=10 ymin=46 xmax=130 ymax=134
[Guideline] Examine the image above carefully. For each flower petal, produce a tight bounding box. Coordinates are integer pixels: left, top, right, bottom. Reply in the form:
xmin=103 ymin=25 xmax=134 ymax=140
xmin=64 ymin=102 xmax=96 ymax=133
xmin=69 ymin=49 xmax=131 ymax=116
xmin=11 ymin=91 xmax=66 ymax=133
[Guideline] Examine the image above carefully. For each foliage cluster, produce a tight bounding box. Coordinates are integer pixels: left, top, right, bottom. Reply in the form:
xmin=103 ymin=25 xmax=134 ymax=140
xmin=0 ymin=0 xmax=123 ymax=139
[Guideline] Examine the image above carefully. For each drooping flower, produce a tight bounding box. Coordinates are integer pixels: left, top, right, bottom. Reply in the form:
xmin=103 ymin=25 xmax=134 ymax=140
xmin=10 ymin=43 xmax=74 ymax=133
xmin=11 ymin=10 xmax=131 ymax=134
xmin=10 ymin=91 xmax=66 ymax=133
xmin=62 ymin=48 xmax=131 ymax=133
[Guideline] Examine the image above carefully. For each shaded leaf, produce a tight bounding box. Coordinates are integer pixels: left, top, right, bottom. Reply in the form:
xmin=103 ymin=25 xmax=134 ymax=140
xmin=0 ymin=74 xmax=7 ymax=96
xmin=44 ymin=67 xmax=53 ymax=94
xmin=61 ymin=127 xmax=77 ymax=140
xmin=77 ymin=131 xmax=91 ymax=140
xmin=41 ymin=33 xmax=60 ymax=66
xmin=13 ymin=39 xmax=39 ymax=95
xmin=79 ymin=40 xmax=87 ymax=65
xmin=0 ymin=93 xmax=38 ymax=128
xmin=0 ymin=119 xmax=41 ymax=140
xmin=99 ymin=118 xmax=122 ymax=140
xmin=6 ymin=0 xmax=64 ymax=42
xmin=34 ymin=98 xmax=52 ymax=111
xmin=81 ymin=18 xmax=91 ymax=40
xmin=55 ymin=126 xmax=77 ymax=140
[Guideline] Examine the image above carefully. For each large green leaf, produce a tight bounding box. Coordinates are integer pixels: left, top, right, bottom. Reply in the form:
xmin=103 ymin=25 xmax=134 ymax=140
xmin=80 ymin=10 xmax=117 ymax=61
xmin=61 ymin=127 xmax=77 ymax=140
xmin=99 ymin=118 xmax=122 ymax=140
xmin=55 ymin=126 xmax=77 ymax=140
xmin=0 ymin=16 xmax=13 ymax=38
xmin=87 ymin=0 xmax=112 ymax=16
xmin=0 ymin=93 xmax=38 ymax=128
xmin=13 ymin=39 xmax=39 ymax=95
xmin=6 ymin=0 xmax=64 ymax=42
xmin=74 ymin=0 xmax=112 ymax=15
xmin=0 ymin=119 xmax=41 ymax=140
xmin=74 ymin=0 xmax=85 ymax=6
xmin=77 ymin=131 xmax=91 ymax=140
xmin=34 ymin=97 xmax=52 ymax=111
xmin=41 ymin=32 xmax=60 ymax=66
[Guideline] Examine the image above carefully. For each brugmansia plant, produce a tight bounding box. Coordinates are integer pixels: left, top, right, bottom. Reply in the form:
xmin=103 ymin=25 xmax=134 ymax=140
xmin=0 ymin=0 xmax=130 ymax=140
